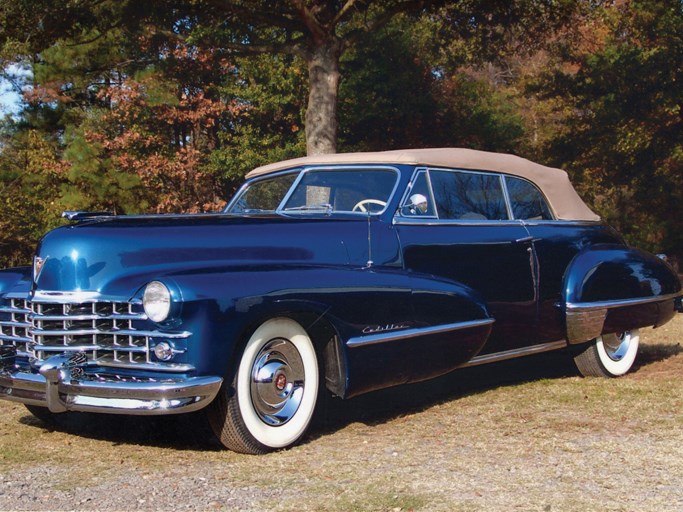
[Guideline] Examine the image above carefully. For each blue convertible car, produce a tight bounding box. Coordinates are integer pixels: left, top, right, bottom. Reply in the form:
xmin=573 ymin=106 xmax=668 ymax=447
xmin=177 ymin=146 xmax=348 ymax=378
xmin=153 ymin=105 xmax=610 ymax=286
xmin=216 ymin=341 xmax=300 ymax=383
xmin=0 ymin=148 xmax=681 ymax=454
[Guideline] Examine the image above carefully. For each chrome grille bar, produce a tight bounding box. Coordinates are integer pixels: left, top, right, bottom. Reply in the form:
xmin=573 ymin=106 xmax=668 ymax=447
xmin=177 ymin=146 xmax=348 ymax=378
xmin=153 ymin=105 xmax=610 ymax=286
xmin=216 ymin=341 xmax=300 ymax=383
xmin=0 ymin=320 xmax=31 ymax=328
xmin=0 ymin=299 xmax=31 ymax=356
xmin=33 ymin=344 xmax=148 ymax=353
xmin=31 ymin=328 xmax=190 ymax=338
xmin=0 ymin=298 xmax=190 ymax=371
xmin=31 ymin=313 xmax=143 ymax=321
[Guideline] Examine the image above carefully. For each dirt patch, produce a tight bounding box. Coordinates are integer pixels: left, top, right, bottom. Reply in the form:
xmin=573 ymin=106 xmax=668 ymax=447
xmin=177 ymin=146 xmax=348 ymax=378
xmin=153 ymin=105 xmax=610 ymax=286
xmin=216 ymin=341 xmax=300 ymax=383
xmin=1 ymin=316 xmax=682 ymax=511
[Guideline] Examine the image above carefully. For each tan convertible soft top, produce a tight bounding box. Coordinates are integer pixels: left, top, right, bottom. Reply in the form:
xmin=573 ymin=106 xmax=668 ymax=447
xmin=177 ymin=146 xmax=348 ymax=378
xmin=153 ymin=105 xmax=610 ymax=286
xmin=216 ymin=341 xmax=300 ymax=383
xmin=247 ymin=148 xmax=600 ymax=221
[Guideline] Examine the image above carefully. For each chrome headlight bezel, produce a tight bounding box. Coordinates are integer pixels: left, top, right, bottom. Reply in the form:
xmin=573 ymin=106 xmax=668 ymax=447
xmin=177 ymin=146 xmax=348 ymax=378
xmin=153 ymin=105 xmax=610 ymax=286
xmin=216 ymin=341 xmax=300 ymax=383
xmin=143 ymin=281 xmax=172 ymax=323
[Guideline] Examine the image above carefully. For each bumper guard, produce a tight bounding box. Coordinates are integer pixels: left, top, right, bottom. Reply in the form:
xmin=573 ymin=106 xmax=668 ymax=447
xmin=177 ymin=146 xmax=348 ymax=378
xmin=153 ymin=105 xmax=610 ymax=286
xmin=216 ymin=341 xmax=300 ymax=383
xmin=0 ymin=348 xmax=223 ymax=415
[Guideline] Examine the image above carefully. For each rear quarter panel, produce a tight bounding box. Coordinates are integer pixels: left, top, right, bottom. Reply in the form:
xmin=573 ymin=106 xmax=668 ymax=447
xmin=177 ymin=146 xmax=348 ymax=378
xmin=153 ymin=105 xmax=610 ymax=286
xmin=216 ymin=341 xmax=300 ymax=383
xmin=563 ymin=244 xmax=682 ymax=343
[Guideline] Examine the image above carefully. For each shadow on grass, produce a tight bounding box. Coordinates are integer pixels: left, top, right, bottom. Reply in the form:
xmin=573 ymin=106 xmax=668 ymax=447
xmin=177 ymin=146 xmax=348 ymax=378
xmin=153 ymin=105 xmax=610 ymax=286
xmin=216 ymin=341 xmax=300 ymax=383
xmin=19 ymin=409 xmax=224 ymax=451
xmin=632 ymin=341 xmax=682 ymax=372
xmin=17 ymin=342 xmax=681 ymax=452
xmin=314 ymin=348 xmax=578 ymax=434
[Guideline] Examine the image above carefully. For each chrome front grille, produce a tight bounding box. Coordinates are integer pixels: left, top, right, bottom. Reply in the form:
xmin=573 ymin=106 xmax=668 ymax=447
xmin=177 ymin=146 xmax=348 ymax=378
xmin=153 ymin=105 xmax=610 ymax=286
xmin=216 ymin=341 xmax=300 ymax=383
xmin=0 ymin=299 xmax=31 ymax=356
xmin=0 ymin=299 xmax=187 ymax=370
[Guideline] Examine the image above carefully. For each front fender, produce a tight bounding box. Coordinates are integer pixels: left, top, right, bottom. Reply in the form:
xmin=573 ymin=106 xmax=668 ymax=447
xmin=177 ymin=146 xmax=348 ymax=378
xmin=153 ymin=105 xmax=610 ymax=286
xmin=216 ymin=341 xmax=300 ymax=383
xmin=0 ymin=267 xmax=32 ymax=298
xmin=164 ymin=265 xmax=492 ymax=398
xmin=563 ymin=244 xmax=681 ymax=344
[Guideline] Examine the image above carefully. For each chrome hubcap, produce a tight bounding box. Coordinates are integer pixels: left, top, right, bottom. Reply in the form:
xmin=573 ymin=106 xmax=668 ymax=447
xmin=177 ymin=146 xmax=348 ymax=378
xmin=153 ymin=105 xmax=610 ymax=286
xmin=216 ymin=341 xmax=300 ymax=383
xmin=250 ymin=338 xmax=305 ymax=426
xmin=601 ymin=331 xmax=632 ymax=362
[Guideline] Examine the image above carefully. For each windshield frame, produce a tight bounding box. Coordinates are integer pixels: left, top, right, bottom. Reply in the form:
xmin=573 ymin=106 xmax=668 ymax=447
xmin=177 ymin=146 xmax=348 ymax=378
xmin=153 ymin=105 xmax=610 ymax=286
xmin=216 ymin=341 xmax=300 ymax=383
xmin=225 ymin=165 xmax=402 ymax=216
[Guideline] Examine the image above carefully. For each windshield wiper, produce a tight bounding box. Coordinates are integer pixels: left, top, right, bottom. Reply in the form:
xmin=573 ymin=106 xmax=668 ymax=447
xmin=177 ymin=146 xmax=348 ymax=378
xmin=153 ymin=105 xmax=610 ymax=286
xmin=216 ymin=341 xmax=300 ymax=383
xmin=283 ymin=203 xmax=334 ymax=214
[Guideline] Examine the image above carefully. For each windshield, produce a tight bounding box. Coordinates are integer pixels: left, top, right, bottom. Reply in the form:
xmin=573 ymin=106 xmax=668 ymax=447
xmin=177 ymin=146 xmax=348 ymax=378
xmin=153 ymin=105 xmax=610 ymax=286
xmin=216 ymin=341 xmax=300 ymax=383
xmin=227 ymin=168 xmax=399 ymax=215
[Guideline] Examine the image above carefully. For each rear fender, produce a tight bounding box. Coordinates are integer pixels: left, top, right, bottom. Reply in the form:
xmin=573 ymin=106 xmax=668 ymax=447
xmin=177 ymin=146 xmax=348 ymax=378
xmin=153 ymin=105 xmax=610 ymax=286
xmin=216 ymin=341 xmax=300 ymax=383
xmin=563 ymin=244 xmax=682 ymax=344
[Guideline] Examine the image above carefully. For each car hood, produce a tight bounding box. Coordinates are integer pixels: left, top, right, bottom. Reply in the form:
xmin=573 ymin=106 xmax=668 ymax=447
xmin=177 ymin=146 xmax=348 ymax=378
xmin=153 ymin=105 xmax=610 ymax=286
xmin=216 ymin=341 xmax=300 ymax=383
xmin=33 ymin=214 xmax=376 ymax=298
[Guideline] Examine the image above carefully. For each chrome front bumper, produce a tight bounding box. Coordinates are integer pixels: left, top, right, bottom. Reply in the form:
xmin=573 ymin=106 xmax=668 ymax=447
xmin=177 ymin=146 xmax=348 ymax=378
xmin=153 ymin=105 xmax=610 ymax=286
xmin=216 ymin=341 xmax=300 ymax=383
xmin=0 ymin=350 xmax=223 ymax=415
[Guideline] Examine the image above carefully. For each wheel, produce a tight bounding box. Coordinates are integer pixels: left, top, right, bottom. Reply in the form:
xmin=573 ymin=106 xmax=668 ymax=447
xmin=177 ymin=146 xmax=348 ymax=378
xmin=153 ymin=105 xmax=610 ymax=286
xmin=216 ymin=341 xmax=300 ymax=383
xmin=24 ymin=404 xmax=58 ymax=425
xmin=352 ymin=199 xmax=387 ymax=213
xmin=573 ymin=330 xmax=640 ymax=377
xmin=207 ymin=318 xmax=320 ymax=454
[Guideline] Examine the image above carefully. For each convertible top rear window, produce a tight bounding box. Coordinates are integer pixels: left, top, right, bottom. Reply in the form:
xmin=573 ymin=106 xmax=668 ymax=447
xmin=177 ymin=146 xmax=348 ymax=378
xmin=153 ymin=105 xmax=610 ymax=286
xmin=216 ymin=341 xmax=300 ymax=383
xmin=505 ymin=176 xmax=553 ymax=220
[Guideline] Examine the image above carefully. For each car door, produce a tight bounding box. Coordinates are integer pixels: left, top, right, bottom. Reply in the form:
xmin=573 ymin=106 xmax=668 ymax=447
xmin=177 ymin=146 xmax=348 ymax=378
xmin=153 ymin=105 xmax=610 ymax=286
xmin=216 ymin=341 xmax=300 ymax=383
xmin=395 ymin=168 xmax=538 ymax=355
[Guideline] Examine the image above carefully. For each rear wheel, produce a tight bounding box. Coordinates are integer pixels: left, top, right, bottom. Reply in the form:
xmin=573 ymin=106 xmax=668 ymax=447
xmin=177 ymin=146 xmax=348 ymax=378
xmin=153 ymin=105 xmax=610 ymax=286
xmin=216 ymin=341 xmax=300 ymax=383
xmin=573 ymin=330 xmax=640 ymax=377
xmin=207 ymin=318 xmax=319 ymax=454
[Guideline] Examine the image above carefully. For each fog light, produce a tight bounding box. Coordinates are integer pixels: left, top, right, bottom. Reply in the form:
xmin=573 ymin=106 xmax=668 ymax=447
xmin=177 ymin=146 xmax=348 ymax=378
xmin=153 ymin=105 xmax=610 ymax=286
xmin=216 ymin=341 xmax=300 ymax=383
xmin=154 ymin=342 xmax=174 ymax=361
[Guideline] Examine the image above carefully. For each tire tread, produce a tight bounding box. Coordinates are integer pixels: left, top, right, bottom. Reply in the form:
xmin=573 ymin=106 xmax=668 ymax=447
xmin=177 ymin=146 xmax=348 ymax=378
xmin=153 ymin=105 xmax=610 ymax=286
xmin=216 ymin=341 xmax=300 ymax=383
xmin=206 ymin=382 xmax=268 ymax=455
xmin=573 ymin=342 xmax=610 ymax=377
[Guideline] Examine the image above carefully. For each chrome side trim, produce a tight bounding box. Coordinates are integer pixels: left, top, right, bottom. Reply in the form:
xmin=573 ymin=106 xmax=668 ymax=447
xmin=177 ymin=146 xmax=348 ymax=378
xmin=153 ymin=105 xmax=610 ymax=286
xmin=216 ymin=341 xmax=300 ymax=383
xmin=393 ymin=218 xmax=524 ymax=227
xmin=62 ymin=211 xmax=114 ymax=221
xmin=566 ymin=309 xmax=607 ymax=345
xmin=566 ymin=292 xmax=682 ymax=312
xmin=346 ymin=319 xmax=495 ymax=348
xmin=565 ymin=292 xmax=682 ymax=344
xmin=461 ymin=340 xmax=567 ymax=368
xmin=521 ymin=220 xmax=602 ymax=227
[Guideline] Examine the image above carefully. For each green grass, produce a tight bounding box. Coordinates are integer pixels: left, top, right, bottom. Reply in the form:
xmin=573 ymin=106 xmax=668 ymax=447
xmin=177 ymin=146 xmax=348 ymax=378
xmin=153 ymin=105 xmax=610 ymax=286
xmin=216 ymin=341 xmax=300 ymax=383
xmin=1 ymin=317 xmax=682 ymax=510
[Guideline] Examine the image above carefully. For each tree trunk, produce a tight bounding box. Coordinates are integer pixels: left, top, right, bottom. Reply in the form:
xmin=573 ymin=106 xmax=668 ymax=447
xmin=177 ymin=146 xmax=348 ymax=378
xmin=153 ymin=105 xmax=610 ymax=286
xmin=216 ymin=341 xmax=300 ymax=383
xmin=304 ymin=38 xmax=342 ymax=155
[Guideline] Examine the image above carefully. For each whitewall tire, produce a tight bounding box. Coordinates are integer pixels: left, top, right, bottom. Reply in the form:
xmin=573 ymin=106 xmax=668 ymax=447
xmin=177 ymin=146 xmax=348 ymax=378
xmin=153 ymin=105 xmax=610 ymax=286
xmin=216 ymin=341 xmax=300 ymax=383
xmin=573 ymin=330 xmax=640 ymax=378
xmin=207 ymin=318 xmax=319 ymax=454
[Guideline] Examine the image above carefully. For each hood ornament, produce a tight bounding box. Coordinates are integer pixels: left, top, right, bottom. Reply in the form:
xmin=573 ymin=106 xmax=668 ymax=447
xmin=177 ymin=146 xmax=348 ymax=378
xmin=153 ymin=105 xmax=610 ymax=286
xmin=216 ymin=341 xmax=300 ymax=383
xmin=33 ymin=256 xmax=47 ymax=283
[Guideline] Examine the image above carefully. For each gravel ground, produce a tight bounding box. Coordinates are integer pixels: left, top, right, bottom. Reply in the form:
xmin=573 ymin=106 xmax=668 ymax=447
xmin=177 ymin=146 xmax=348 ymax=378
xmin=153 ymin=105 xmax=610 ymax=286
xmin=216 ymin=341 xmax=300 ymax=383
xmin=0 ymin=464 xmax=288 ymax=511
xmin=1 ymin=317 xmax=682 ymax=511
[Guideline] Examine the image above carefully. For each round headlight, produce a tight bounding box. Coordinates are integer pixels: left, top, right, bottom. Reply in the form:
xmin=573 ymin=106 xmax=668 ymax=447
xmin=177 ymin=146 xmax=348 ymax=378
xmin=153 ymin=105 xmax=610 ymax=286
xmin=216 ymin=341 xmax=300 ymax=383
xmin=143 ymin=281 xmax=171 ymax=323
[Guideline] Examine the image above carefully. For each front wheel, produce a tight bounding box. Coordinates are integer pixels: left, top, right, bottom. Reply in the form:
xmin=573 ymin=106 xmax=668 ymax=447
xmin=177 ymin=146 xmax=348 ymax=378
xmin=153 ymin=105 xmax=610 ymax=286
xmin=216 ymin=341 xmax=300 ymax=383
xmin=207 ymin=318 xmax=319 ymax=454
xmin=573 ymin=330 xmax=640 ymax=377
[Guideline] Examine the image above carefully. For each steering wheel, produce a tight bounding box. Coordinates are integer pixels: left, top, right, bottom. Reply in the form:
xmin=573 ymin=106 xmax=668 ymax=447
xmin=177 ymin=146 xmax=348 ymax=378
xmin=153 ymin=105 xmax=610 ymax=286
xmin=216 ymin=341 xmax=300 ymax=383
xmin=352 ymin=199 xmax=387 ymax=213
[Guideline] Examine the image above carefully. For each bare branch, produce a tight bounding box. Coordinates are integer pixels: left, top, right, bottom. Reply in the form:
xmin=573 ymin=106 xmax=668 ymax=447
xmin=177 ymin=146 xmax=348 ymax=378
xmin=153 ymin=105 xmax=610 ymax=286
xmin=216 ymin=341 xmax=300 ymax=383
xmin=287 ymin=0 xmax=327 ymax=42
xmin=342 ymin=0 xmax=445 ymax=47
xmin=210 ymin=2 xmax=304 ymax=33
xmin=217 ymin=38 xmax=306 ymax=58
xmin=332 ymin=0 xmax=362 ymax=27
